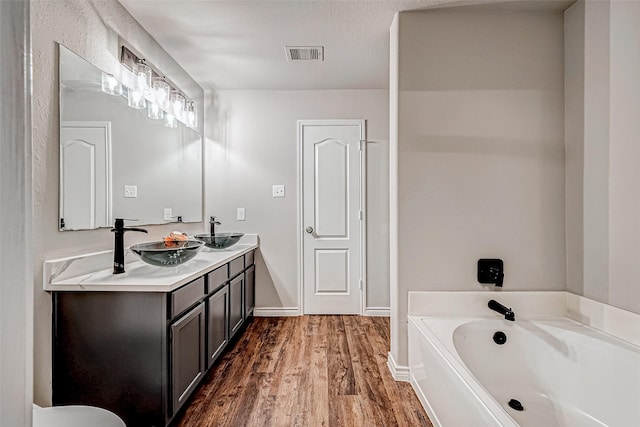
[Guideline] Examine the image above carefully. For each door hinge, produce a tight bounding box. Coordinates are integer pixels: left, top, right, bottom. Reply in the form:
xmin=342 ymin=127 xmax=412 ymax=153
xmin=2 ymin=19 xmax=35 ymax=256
xmin=359 ymin=279 xmax=363 ymax=290
xmin=359 ymin=139 xmax=365 ymax=151
xmin=359 ymin=210 xmax=363 ymax=221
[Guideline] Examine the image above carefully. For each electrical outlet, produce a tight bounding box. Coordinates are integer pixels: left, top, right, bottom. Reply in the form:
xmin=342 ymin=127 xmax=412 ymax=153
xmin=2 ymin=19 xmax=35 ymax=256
xmin=124 ymin=185 xmax=137 ymax=198
xmin=164 ymin=208 xmax=172 ymax=221
xmin=237 ymin=208 xmax=245 ymax=221
xmin=272 ymin=185 xmax=285 ymax=198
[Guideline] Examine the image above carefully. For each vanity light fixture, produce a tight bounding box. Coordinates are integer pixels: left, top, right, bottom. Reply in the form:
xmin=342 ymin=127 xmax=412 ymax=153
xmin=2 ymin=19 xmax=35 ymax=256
xmin=127 ymin=85 xmax=146 ymax=110
xmin=147 ymin=77 xmax=169 ymax=120
xmin=152 ymin=78 xmax=170 ymax=109
xmin=185 ymin=102 xmax=197 ymax=129
xmin=170 ymin=91 xmax=186 ymax=120
xmin=147 ymin=101 xmax=163 ymax=120
xmin=133 ymin=61 xmax=152 ymax=94
xmin=127 ymin=60 xmax=150 ymax=110
xmin=163 ymin=112 xmax=178 ymax=128
xmin=120 ymin=45 xmax=198 ymax=130
xmin=101 ymin=72 xmax=122 ymax=96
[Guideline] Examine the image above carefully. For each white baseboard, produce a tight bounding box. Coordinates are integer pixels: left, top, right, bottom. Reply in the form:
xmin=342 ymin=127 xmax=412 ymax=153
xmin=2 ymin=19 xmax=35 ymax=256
xmin=364 ymin=307 xmax=390 ymax=316
xmin=387 ymin=351 xmax=410 ymax=382
xmin=253 ymin=307 xmax=300 ymax=317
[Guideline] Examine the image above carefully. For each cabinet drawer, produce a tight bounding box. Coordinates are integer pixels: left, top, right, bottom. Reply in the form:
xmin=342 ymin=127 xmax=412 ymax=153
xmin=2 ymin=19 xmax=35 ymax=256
xmin=171 ymin=276 xmax=205 ymax=319
xmin=207 ymin=266 xmax=228 ymax=294
xmin=229 ymin=256 xmax=244 ymax=279
xmin=245 ymin=250 xmax=255 ymax=268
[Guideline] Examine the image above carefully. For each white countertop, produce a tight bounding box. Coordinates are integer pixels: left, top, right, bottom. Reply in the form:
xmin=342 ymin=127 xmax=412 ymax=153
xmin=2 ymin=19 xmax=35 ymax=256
xmin=44 ymin=235 xmax=258 ymax=293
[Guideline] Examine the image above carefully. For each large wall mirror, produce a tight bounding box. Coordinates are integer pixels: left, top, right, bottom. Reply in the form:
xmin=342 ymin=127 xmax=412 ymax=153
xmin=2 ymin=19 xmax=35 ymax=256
xmin=58 ymin=44 xmax=203 ymax=231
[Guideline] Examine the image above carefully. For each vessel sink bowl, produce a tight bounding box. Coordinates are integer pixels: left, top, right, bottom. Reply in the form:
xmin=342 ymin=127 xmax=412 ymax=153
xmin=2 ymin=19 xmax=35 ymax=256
xmin=130 ymin=240 xmax=203 ymax=267
xmin=194 ymin=233 xmax=244 ymax=249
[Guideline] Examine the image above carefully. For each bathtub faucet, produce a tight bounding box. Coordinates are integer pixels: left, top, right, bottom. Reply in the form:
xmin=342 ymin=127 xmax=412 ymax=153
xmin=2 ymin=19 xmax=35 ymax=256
xmin=488 ymin=299 xmax=515 ymax=321
xmin=488 ymin=266 xmax=504 ymax=287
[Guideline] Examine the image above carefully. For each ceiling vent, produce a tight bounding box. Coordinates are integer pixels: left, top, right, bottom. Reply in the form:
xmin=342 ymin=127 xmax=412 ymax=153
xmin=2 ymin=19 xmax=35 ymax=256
xmin=285 ymin=46 xmax=324 ymax=62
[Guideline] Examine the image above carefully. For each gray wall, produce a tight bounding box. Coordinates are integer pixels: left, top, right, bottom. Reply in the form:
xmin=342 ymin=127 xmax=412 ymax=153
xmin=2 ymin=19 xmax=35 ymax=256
xmin=565 ymin=0 xmax=640 ymax=314
xmin=205 ymin=89 xmax=390 ymax=312
xmin=31 ymin=0 xmax=204 ymax=404
xmin=62 ymin=89 xmax=202 ymax=224
xmin=390 ymin=8 xmax=566 ymax=366
xmin=0 ymin=0 xmax=33 ymax=424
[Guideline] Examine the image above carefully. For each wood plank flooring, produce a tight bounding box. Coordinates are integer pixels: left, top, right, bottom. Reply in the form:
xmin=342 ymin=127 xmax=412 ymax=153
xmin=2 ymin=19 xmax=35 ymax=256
xmin=174 ymin=316 xmax=432 ymax=427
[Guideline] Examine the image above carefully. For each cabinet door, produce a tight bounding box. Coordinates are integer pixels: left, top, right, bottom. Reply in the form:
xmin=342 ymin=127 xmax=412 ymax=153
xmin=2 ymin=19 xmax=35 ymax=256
xmin=171 ymin=302 xmax=205 ymax=416
xmin=207 ymin=285 xmax=229 ymax=368
xmin=229 ymin=274 xmax=244 ymax=337
xmin=245 ymin=265 xmax=255 ymax=317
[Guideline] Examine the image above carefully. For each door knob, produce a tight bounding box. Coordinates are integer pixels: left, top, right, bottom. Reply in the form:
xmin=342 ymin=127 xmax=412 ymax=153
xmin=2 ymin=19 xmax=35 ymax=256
xmin=306 ymin=226 xmax=314 ymax=234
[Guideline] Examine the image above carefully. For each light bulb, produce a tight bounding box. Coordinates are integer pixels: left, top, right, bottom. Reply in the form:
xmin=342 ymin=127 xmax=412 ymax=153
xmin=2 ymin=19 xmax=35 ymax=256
xmin=152 ymin=79 xmax=170 ymax=110
xmin=186 ymin=102 xmax=197 ymax=128
xmin=147 ymin=102 xmax=163 ymax=120
xmin=133 ymin=62 xmax=152 ymax=95
xmin=127 ymin=87 xmax=146 ymax=109
xmin=164 ymin=113 xmax=177 ymax=128
xmin=170 ymin=91 xmax=186 ymax=120
xmin=101 ymin=72 xmax=122 ymax=96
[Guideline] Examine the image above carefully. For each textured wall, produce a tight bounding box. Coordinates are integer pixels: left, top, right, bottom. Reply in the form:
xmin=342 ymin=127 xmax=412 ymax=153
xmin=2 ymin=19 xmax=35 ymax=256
xmin=31 ymin=0 xmax=204 ymax=404
xmin=0 ymin=0 xmax=33 ymax=424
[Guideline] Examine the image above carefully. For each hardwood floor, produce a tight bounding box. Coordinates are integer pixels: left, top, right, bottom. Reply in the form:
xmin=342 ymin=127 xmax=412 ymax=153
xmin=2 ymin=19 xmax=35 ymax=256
xmin=174 ymin=316 xmax=432 ymax=427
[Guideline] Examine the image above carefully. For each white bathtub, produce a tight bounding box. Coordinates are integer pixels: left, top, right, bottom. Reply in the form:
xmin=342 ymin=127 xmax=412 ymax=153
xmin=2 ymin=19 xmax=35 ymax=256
xmin=408 ymin=315 xmax=640 ymax=427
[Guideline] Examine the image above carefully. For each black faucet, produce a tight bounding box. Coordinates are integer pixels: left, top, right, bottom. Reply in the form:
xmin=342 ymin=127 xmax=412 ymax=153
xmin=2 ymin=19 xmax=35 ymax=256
xmin=111 ymin=218 xmax=148 ymax=274
xmin=209 ymin=216 xmax=221 ymax=236
xmin=488 ymin=299 xmax=515 ymax=321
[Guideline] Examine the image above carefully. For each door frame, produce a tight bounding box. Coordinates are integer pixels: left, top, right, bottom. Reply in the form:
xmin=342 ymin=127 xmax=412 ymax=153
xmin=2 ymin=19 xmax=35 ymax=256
xmin=297 ymin=119 xmax=367 ymax=315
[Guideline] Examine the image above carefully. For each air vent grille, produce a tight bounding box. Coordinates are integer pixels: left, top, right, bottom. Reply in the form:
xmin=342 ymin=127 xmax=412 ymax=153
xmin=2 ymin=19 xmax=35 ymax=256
xmin=285 ymin=46 xmax=324 ymax=62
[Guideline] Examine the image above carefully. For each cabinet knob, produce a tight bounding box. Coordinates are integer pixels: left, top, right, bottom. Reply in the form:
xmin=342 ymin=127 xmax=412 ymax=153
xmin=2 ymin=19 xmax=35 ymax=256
xmin=305 ymin=226 xmax=314 ymax=234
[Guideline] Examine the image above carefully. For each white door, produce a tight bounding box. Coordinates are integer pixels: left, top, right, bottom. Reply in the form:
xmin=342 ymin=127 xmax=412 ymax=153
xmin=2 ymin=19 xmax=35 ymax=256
xmin=60 ymin=121 xmax=112 ymax=230
xmin=300 ymin=120 xmax=365 ymax=314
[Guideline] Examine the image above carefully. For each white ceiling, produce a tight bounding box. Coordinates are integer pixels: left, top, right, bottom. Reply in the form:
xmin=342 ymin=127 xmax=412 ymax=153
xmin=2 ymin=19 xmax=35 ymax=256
xmin=118 ymin=0 xmax=570 ymax=91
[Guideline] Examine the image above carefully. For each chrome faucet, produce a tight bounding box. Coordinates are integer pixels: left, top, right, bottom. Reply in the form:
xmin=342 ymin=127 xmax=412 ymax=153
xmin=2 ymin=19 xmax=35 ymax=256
xmin=111 ymin=218 xmax=147 ymax=274
xmin=488 ymin=299 xmax=515 ymax=321
xmin=209 ymin=216 xmax=221 ymax=236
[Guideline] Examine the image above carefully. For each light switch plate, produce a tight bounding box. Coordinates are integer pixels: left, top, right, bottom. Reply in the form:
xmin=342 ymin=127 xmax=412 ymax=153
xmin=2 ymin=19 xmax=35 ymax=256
xmin=237 ymin=208 xmax=245 ymax=221
xmin=124 ymin=185 xmax=137 ymax=198
xmin=272 ymin=185 xmax=285 ymax=198
xmin=164 ymin=208 xmax=172 ymax=221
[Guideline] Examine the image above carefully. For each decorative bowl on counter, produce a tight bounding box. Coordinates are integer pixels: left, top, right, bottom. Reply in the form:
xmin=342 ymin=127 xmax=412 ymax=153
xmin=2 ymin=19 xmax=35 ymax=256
xmin=194 ymin=232 xmax=244 ymax=250
xmin=130 ymin=240 xmax=203 ymax=267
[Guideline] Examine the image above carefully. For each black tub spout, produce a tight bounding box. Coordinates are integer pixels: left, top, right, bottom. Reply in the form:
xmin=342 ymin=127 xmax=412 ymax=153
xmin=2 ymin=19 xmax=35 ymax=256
xmin=488 ymin=299 xmax=515 ymax=321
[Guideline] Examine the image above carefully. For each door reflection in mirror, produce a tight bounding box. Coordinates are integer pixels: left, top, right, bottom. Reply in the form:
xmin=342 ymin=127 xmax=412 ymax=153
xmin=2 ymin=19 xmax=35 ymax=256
xmin=58 ymin=44 xmax=202 ymax=231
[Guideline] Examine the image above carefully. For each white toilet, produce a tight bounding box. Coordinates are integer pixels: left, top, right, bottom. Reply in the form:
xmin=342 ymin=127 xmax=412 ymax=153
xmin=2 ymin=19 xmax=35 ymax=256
xmin=33 ymin=404 xmax=125 ymax=427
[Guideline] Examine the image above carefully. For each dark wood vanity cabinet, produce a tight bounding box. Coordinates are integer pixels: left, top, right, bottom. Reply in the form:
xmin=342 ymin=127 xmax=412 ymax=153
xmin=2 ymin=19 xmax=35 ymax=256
xmin=245 ymin=264 xmax=255 ymax=317
xmin=229 ymin=273 xmax=244 ymax=338
xmin=52 ymin=250 xmax=256 ymax=427
xmin=171 ymin=301 xmax=206 ymax=415
xmin=206 ymin=280 xmax=229 ymax=368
